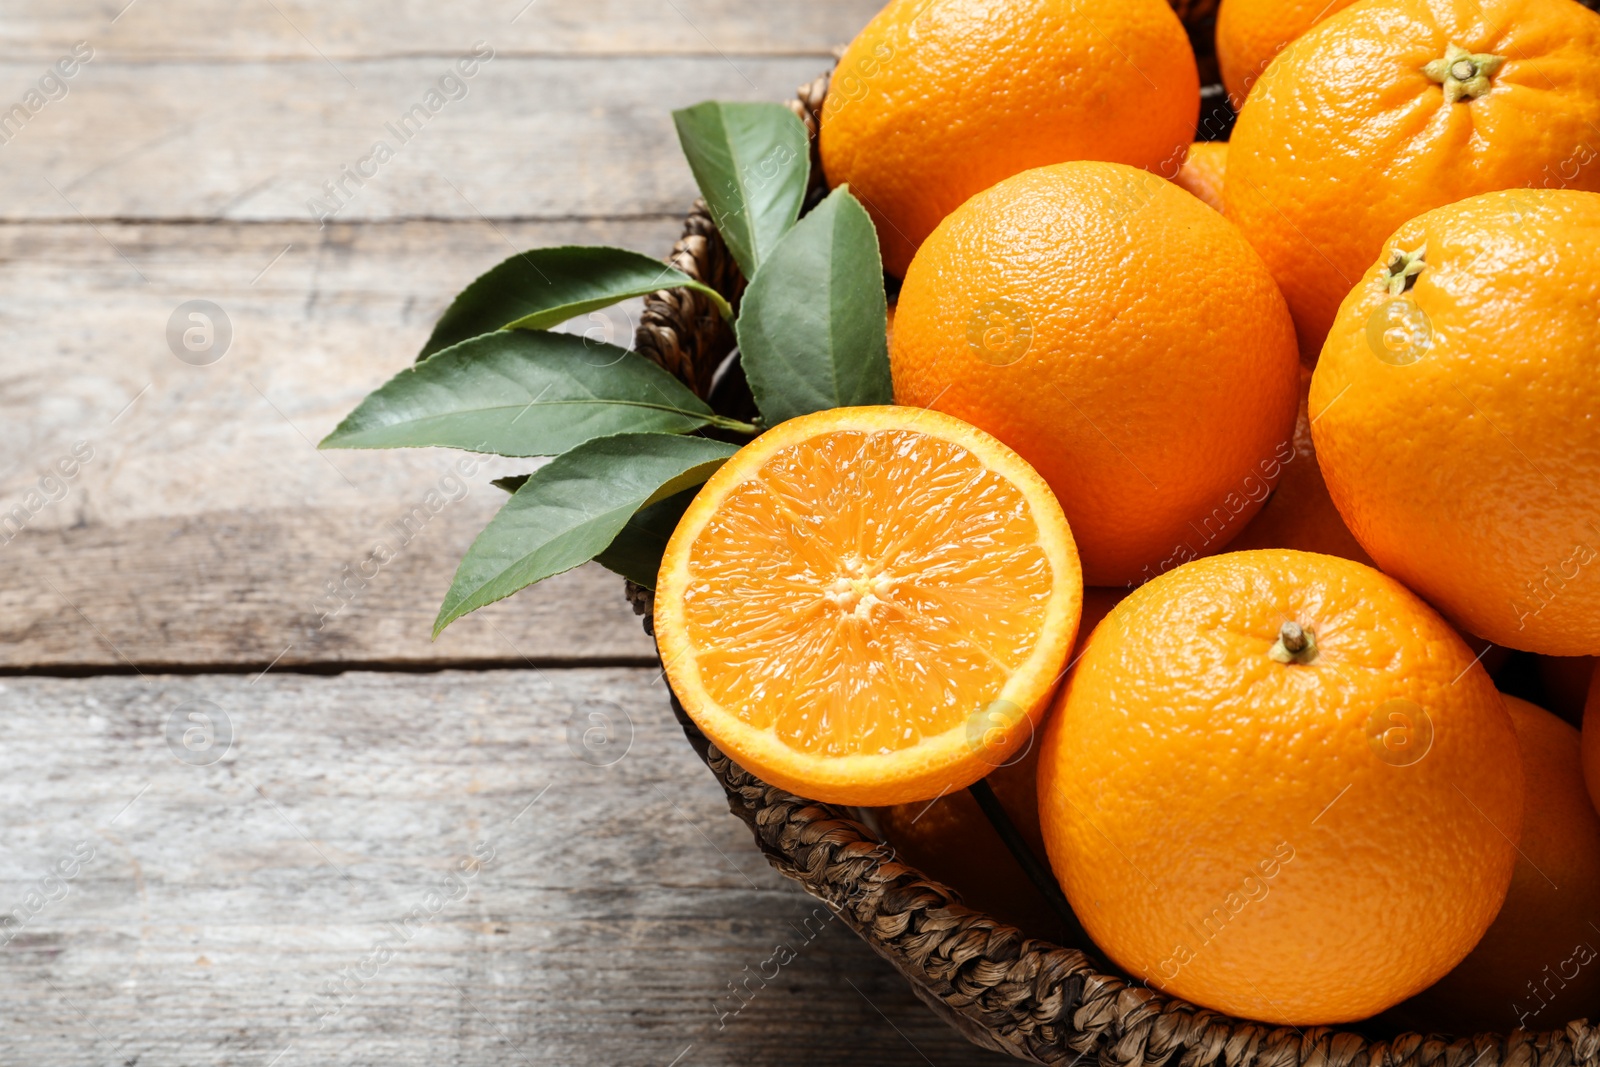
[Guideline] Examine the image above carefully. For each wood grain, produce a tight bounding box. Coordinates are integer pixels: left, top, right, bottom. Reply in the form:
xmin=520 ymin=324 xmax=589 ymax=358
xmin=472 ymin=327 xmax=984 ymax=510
xmin=0 ymin=219 xmax=677 ymax=669
xmin=0 ymin=54 xmax=837 ymax=222
xmin=0 ymin=670 xmax=1011 ymax=1066
xmin=0 ymin=0 xmax=878 ymax=60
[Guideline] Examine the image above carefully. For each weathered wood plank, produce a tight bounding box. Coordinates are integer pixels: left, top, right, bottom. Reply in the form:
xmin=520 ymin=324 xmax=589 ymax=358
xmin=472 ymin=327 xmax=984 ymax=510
xmin=0 ymin=510 xmax=656 ymax=671
xmin=0 ymin=54 xmax=836 ymax=222
xmin=0 ymin=669 xmax=1011 ymax=1066
xmin=0 ymin=0 xmax=877 ymax=60
xmin=0 ymin=219 xmax=685 ymax=668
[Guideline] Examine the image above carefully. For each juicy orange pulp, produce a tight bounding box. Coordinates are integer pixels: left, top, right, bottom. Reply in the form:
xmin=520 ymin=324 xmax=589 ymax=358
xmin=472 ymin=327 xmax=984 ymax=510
xmin=656 ymin=406 xmax=1082 ymax=806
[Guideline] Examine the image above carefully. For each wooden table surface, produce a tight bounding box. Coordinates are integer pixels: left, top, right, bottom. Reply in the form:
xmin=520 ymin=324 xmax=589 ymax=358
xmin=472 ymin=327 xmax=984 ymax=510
xmin=0 ymin=3 xmax=1015 ymax=1063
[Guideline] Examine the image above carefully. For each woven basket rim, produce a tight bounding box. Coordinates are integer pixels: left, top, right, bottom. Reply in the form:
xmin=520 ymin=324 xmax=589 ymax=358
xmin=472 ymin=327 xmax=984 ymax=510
xmin=624 ymin=67 xmax=1599 ymax=1067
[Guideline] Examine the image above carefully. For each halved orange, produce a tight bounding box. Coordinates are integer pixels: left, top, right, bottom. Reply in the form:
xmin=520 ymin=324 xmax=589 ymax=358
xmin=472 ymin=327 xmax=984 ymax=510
xmin=654 ymin=406 xmax=1082 ymax=806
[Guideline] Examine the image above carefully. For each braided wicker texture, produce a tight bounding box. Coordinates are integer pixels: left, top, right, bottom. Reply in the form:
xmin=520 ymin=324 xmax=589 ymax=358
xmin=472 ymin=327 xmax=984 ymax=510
xmin=622 ymin=54 xmax=1599 ymax=1067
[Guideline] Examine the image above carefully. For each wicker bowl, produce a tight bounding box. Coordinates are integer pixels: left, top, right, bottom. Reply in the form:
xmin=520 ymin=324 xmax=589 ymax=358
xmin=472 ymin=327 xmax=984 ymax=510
xmin=622 ymin=20 xmax=1600 ymax=1067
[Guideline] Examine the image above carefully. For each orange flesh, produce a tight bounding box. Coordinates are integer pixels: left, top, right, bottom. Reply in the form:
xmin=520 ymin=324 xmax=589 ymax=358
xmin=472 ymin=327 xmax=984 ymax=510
xmin=680 ymin=428 xmax=1055 ymax=758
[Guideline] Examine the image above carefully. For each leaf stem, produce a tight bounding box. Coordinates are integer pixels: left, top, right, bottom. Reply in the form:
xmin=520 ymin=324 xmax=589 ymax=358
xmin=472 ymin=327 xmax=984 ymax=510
xmin=694 ymin=284 xmax=736 ymax=323
xmin=703 ymin=414 xmax=762 ymax=435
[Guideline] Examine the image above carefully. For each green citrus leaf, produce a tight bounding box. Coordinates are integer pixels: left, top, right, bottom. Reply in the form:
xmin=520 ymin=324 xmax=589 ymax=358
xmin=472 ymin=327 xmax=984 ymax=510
xmin=418 ymin=246 xmax=731 ymax=361
xmin=593 ymin=485 xmax=699 ymax=589
xmin=433 ymin=434 xmax=735 ymax=634
xmin=735 ymin=186 xmax=892 ymax=425
xmin=673 ymin=101 xmax=809 ymax=279
xmin=320 ymin=331 xmax=752 ymax=458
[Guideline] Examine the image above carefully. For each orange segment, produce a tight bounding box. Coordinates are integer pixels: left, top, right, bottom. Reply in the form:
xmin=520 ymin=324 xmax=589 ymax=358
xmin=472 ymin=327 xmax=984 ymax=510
xmin=655 ymin=406 xmax=1082 ymax=806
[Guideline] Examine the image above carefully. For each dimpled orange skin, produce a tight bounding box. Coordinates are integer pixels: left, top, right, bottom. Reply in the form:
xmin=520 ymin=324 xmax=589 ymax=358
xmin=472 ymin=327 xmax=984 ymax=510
xmin=1228 ymin=369 xmax=1372 ymax=565
xmin=1224 ymin=0 xmax=1600 ymax=361
xmin=819 ymin=0 xmax=1199 ymax=277
xmin=1172 ymin=142 xmax=1227 ymax=212
xmin=1394 ymin=696 xmax=1600 ymax=1034
xmin=1039 ymin=550 xmax=1524 ymax=1025
xmin=1311 ymin=189 xmax=1600 ymax=656
xmin=892 ymin=162 xmax=1301 ymax=587
xmin=1215 ymin=0 xmax=1358 ymax=108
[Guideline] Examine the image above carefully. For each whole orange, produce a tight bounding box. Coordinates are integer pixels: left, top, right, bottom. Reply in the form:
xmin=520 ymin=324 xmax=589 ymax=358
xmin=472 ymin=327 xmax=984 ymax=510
xmin=819 ymin=0 xmax=1199 ymax=276
xmin=1311 ymin=189 xmax=1600 ymax=656
xmin=1394 ymin=696 xmax=1600 ymax=1035
xmin=892 ymin=161 xmax=1300 ymax=587
xmin=1214 ymin=0 xmax=1357 ymax=108
xmin=1224 ymin=0 xmax=1600 ymax=360
xmin=1171 ymin=141 xmax=1227 ymax=212
xmin=1227 ymin=369 xmax=1371 ymax=565
xmin=1038 ymin=549 xmax=1524 ymax=1025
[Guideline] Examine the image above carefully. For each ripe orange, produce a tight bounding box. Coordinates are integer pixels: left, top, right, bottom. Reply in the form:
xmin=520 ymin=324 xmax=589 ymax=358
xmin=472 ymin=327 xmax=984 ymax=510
xmin=654 ymin=406 xmax=1083 ymax=807
xmin=1171 ymin=142 xmax=1226 ymax=212
xmin=1394 ymin=696 xmax=1600 ymax=1035
xmin=891 ymin=161 xmax=1300 ymax=587
xmin=1227 ymin=369 xmax=1371 ymax=565
xmin=1039 ymin=549 xmax=1524 ymax=1025
xmin=1224 ymin=0 xmax=1600 ymax=360
xmin=1214 ymin=0 xmax=1357 ymax=108
xmin=819 ymin=0 xmax=1199 ymax=276
xmin=1311 ymin=189 xmax=1600 ymax=655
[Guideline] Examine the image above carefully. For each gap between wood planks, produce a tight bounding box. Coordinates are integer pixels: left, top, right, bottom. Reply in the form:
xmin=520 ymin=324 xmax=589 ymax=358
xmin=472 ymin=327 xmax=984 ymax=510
xmin=0 ymin=654 xmax=661 ymax=678
xmin=0 ymin=211 xmax=690 ymax=226
xmin=0 ymin=49 xmax=845 ymax=63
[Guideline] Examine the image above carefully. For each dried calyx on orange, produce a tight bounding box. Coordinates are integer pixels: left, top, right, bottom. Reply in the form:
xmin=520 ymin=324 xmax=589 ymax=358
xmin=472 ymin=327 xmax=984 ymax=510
xmin=655 ymin=407 xmax=1082 ymax=806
